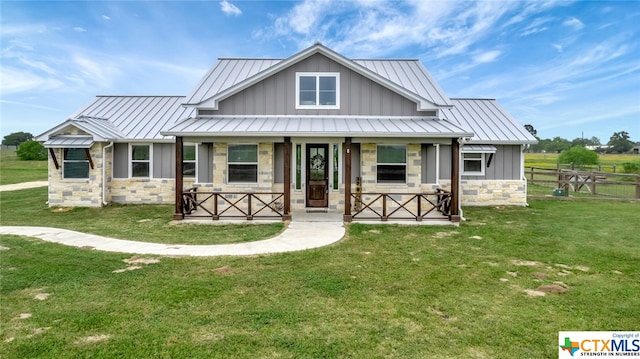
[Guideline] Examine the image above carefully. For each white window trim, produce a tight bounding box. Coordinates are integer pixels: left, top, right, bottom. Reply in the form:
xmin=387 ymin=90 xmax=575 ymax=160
xmin=227 ymin=143 xmax=259 ymax=184
xmin=462 ymin=152 xmax=485 ymax=176
xmin=62 ymin=148 xmax=90 ymax=180
xmin=295 ymin=72 xmax=340 ymax=109
xmin=183 ymin=143 xmax=198 ymax=179
xmin=129 ymin=143 xmax=152 ymax=178
xmin=376 ymin=144 xmax=407 ymax=184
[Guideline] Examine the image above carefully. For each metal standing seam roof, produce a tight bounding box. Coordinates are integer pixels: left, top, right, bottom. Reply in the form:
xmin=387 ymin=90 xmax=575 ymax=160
xmin=63 ymin=96 xmax=195 ymax=141
xmin=184 ymin=45 xmax=452 ymax=107
xmin=462 ymin=144 xmax=497 ymax=153
xmin=43 ymin=135 xmax=94 ymax=148
xmin=442 ymin=99 xmax=538 ymax=144
xmin=161 ymin=116 xmax=473 ymax=138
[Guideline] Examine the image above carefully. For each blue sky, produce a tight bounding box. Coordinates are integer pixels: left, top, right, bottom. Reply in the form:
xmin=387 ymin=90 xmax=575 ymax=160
xmin=1 ymin=0 xmax=639 ymax=142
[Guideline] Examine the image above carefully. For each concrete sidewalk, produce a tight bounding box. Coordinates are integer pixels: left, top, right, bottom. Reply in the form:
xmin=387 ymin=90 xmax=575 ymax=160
xmin=0 ymin=181 xmax=48 ymax=192
xmin=0 ymin=221 xmax=345 ymax=257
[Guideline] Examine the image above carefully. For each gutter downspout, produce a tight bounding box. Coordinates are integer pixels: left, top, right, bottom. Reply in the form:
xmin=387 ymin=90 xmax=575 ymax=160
xmin=102 ymin=141 xmax=113 ymax=206
xmin=522 ymin=144 xmax=529 ymax=207
xmin=458 ymin=137 xmax=466 ymax=221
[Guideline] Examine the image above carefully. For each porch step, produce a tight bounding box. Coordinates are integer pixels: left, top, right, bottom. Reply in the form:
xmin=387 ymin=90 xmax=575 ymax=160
xmin=306 ymin=208 xmax=328 ymax=213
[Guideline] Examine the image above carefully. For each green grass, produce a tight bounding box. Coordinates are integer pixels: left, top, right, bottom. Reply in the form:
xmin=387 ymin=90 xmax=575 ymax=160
xmin=0 ymin=149 xmax=48 ymax=185
xmin=0 ymin=188 xmax=284 ymax=245
xmin=526 ymin=152 xmax=640 ymax=172
xmin=1 ymin=198 xmax=639 ymax=358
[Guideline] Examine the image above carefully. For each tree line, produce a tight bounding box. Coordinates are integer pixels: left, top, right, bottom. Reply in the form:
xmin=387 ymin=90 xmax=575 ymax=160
xmin=524 ymin=125 xmax=638 ymax=154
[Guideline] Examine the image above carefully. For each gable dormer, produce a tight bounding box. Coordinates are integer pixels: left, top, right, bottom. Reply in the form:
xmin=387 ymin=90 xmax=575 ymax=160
xmin=186 ymin=43 xmax=450 ymax=118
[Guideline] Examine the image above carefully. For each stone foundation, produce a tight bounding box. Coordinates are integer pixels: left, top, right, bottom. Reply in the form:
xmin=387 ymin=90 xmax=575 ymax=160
xmin=459 ymin=179 xmax=527 ymax=206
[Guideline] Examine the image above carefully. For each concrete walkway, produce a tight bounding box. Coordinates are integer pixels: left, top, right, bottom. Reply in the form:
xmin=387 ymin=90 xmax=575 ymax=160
xmin=0 ymin=181 xmax=48 ymax=192
xmin=0 ymin=221 xmax=345 ymax=257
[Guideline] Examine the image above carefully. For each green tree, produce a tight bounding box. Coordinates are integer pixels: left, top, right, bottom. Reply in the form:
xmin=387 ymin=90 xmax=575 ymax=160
xmin=545 ymin=136 xmax=571 ymax=153
xmin=524 ymin=124 xmax=537 ymax=138
xmin=558 ymin=146 xmax=599 ymax=167
xmin=607 ymin=131 xmax=633 ymax=153
xmin=571 ymin=136 xmax=601 ymax=147
xmin=2 ymin=131 xmax=33 ymax=146
xmin=16 ymin=140 xmax=47 ymax=161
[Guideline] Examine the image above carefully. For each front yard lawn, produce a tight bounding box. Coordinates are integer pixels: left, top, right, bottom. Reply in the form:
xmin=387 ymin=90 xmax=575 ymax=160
xmin=1 ymin=194 xmax=638 ymax=358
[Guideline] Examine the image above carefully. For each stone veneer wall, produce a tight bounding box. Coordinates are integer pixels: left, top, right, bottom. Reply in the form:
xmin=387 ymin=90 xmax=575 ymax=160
xmin=110 ymin=178 xmax=174 ymax=204
xmin=460 ymin=179 xmax=527 ymax=206
xmin=47 ymin=143 xmax=105 ymax=207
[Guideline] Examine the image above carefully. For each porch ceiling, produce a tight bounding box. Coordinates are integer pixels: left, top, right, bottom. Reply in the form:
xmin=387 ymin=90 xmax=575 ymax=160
xmin=161 ymin=116 xmax=473 ymax=138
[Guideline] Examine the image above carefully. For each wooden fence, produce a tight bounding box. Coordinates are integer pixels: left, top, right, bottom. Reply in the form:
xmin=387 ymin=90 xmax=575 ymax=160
xmin=526 ymin=167 xmax=640 ymax=199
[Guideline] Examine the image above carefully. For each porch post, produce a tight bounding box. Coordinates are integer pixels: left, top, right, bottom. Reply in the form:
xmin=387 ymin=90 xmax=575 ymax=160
xmin=173 ymin=136 xmax=184 ymax=220
xmin=343 ymin=137 xmax=352 ymax=222
xmin=283 ymin=137 xmax=292 ymax=221
xmin=450 ymin=137 xmax=461 ymax=222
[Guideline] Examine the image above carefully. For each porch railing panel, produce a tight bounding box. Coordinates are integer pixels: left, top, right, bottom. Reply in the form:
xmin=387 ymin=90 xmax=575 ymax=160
xmin=351 ymin=189 xmax=452 ymax=221
xmin=181 ymin=187 xmax=285 ymax=220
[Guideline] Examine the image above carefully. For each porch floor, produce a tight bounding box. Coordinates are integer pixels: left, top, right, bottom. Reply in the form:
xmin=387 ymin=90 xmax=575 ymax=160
xmin=182 ymin=208 xmax=455 ymax=225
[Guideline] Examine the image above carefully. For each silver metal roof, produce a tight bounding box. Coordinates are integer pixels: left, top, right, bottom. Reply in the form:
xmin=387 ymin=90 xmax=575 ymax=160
xmin=162 ymin=116 xmax=473 ymax=138
xmin=38 ymin=96 xmax=194 ymax=142
xmin=185 ymin=59 xmax=281 ymax=106
xmin=442 ymin=99 xmax=538 ymax=144
xmin=353 ymin=59 xmax=452 ymax=107
xmin=462 ymin=144 xmax=497 ymax=153
xmin=184 ymin=44 xmax=452 ymax=108
xmin=43 ymin=135 xmax=94 ymax=148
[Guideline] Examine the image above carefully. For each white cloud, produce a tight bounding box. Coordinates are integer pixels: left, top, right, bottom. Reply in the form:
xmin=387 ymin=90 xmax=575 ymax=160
xmin=102 ymin=15 xmax=111 ymax=21
xmin=552 ymin=44 xmax=563 ymax=52
xmin=73 ymin=55 xmax=119 ymax=86
xmin=474 ymin=50 xmax=501 ymax=64
xmin=275 ymin=0 xmax=332 ymax=35
xmin=563 ymin=17 xmax=584 ymax=30
xmin=0 ymin=66 xmax=64 ymax=94
xmin=220 ymin=0 xmax=242 ymax=16
xmin=73 ymin=27 xmax=87 ymax=33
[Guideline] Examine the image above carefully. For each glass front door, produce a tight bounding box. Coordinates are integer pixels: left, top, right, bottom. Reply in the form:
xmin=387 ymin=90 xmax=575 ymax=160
xmin=306 ymin=144 xmax=329 ymax=207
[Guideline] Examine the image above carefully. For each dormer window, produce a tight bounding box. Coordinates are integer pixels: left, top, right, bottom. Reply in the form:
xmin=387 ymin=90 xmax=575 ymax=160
xmin=296 ymin=72 xmax=340 ymax=109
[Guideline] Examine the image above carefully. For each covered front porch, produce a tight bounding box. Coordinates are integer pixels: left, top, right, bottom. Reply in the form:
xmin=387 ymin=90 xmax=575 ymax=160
xmin=162 ymin=116 xmax=472 ymax=224
xmin=170 ymin=136 xmax=463 ymax=223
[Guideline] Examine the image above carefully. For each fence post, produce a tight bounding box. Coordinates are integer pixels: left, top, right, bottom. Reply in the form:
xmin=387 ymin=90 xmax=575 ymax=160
xmin=530 ymin=167 xmax=534 ymax=183
xmin=590 ymin=173 xmax=596 ymax=195
xmin=613 ymin=165 xmax=616 ymax=173
xmin=597 ymin=164 xmax=601 ymax=172
xmin=382 ymin=195 xmax=387 ymax=221
xmin=247 ymin=195 xmax=253 ymax=220
xmin=570 ymin=162 xmax=574 ymax=170
xmin=636 ymin=175 xmax=640 ymax=199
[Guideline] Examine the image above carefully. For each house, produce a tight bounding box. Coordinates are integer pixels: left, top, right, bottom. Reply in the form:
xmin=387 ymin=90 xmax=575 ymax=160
xmin=36 ymin=43 xmax=537 ymax=222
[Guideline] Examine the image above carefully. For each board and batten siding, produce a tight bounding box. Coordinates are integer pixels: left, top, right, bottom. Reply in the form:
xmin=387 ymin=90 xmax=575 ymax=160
xmin=153 ymin=143 xmax=174 ymax=178
xmin=214 ymin=53 xmax=425 ymax=117
xmin=438 ymin=145 xmax=522 ymax=181
xmin=113 ymin=143 xmax=128 ymax=178
xmin=113 ymin=143 xmax=213 ymax=181
xmin=421 ymin=144 xmax=438 ymax=184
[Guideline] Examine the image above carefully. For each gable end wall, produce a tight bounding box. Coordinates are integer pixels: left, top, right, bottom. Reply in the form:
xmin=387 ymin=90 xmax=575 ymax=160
xmin=216 ymin=53 xmax=424 ymax=116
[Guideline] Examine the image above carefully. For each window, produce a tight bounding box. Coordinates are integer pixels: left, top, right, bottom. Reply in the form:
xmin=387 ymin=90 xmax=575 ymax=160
xmin=296 ymin=73 xmax=339 ymax=109
xmin=377 ymin=145 xmax=406 ymax=183
xmin=63 ymin=148 xmax=89 ymax=179
xmin=333 ymin=144 xmax=339 ymax=190
xmin=462 ymin=152 xmax=485 ymax=175
xmin=228 ymin=144 xmax=257 ymax=183
xmin=295 ymin=144 xmax=302 ymax=190
xmin=131 ymin=144 xmax=151 ymax=177
xmin=183 ymin=144 xmax=196 ymax=178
